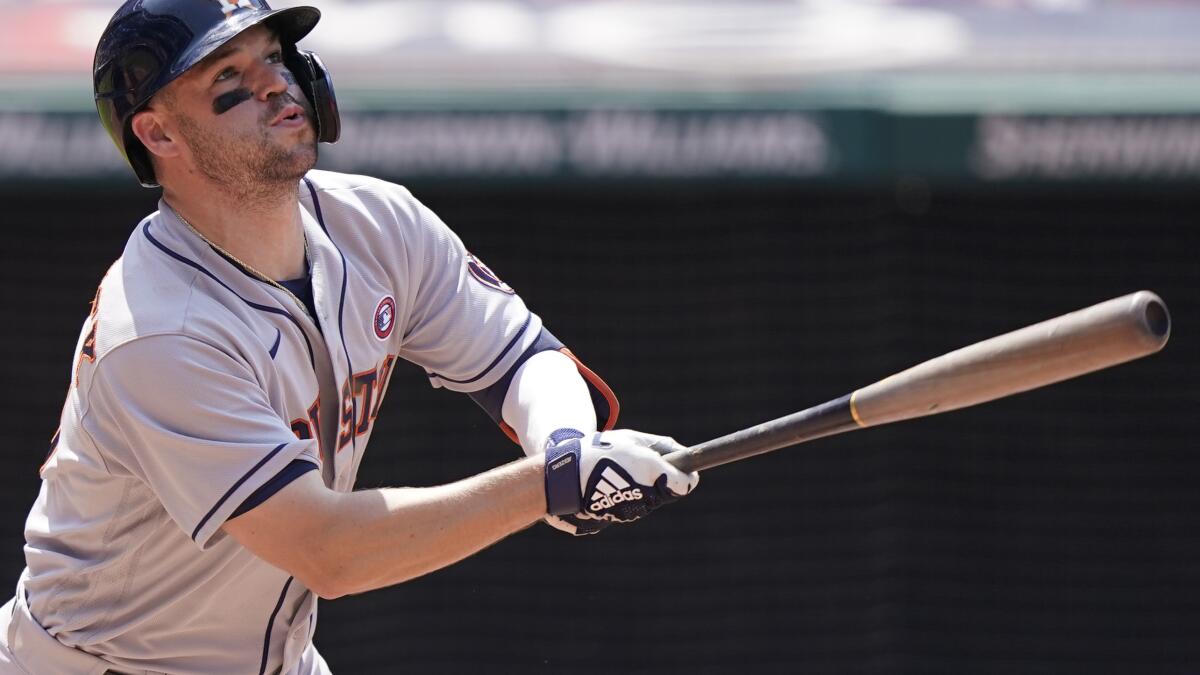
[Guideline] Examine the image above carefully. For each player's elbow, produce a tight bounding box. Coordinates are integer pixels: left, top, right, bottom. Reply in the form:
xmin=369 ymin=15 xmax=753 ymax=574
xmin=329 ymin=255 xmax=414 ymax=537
xmin=223 ymin=474 xmax=360 ymax=599
xmin=293 ymin=536 xmax=438 ymax=599
xmin=284 ymin=528 xmax=366 ymax=600
xmin=313 ymin=583 xmax=351 ymax=601
xmin=295 ymin=545 xmax=420 ymax=599
xmin=297 ymin=567 xmax=352 ymax=600
xmin=282 ymin=511 xmax=396 ymax=599
xmin=241 ymin=533 xmax=353 ymax=599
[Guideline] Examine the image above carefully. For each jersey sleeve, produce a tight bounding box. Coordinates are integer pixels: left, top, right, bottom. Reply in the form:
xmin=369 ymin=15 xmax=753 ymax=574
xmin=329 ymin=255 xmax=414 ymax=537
xmin=81 ymin=334 xmax=320 ymax=549
xmin=392 ymin=188 xmax=543 ymax=393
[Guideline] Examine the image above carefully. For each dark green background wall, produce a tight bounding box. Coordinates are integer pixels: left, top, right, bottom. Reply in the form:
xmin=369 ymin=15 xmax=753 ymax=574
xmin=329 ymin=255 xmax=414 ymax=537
xmin=1 ymin=179 xmax=1196 ymax=673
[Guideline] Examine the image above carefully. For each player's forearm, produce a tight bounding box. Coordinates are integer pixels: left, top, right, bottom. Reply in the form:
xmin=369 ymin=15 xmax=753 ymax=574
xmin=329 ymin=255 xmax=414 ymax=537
xmin=306 ymin=456 xmax=545 ymax=598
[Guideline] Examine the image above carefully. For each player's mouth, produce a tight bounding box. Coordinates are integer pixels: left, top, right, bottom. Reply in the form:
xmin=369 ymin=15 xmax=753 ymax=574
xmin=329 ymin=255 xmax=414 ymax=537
xmin=269 ymin=104 xmax=306 ymax=128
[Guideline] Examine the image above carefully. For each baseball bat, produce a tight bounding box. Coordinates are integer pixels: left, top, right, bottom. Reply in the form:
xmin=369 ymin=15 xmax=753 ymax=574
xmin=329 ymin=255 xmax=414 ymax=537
xmin=664 ymin=291 xmax=1171 ymax=473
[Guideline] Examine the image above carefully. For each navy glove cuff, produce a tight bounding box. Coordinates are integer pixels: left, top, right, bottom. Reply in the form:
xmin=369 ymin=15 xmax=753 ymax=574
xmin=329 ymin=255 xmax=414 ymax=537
xmin=544 ymin=428 xmax=584 ymax=516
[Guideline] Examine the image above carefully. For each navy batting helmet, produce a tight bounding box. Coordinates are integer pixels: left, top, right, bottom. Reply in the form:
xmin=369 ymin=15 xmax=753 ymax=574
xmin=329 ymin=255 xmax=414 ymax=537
xmin=93 ymin=0 xmax=341 ymax=187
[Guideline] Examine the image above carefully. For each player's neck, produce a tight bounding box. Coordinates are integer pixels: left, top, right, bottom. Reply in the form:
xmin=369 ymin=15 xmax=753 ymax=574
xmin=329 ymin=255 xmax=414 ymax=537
xmin=163 ymin=184 xmax=307 ymax=282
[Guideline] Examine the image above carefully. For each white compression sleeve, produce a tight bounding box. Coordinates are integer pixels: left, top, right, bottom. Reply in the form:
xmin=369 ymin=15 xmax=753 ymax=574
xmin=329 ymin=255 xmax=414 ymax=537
xmin=501 ymin=350 xmax=598 ymax=457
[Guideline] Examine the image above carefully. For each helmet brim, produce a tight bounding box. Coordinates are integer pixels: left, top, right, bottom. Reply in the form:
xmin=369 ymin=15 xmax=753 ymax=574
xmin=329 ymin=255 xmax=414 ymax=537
xmin=169 ymin=6 xmax=321 ymax=82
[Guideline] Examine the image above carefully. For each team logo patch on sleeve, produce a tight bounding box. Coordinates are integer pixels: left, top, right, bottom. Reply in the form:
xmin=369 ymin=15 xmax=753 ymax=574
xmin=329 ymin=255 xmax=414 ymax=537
xmin=373 ymin=296 xmax=396 ymax=340
xmin=467 ymin=253 xmax=515 ymax=294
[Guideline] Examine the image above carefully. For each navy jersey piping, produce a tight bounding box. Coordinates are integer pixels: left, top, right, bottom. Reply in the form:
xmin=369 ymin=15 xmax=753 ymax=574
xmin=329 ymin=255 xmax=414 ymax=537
xmin=427 ymin=312 xmax=533 ymax=385
xmin=231 ymin=458 xmax=319 ymax=519
xmin=303 ymin=177 xmax=359 ymax=460
xmin=259 ymin=576 xmax=294 ymax=675
xmin=190 ymin=442 xmax=289 ymax=541
xmin=143 ymin=222 xmax=316 ymax=368
xmin=268 ymin=329 xmax=282 ymax=359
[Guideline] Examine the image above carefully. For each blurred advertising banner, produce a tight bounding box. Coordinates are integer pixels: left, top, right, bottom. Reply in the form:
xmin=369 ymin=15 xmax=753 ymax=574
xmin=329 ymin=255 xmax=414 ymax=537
xmin=5 ymin=109 xmax=1200 ymax=182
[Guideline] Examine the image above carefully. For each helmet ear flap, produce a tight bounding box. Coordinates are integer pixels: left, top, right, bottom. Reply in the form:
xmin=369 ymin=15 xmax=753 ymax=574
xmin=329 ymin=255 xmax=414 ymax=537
xmin=285 ymin=48 xmax=340 ymax=144
xmin=126 ymin=138 xmax=159 ymax=187
xmin=121 ymin=109 xmax=160 ymax=187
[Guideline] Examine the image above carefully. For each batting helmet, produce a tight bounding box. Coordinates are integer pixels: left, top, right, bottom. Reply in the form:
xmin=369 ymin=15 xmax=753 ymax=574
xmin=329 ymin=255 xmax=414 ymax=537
xmin=93 ymin=0 xmax=341 ymax=187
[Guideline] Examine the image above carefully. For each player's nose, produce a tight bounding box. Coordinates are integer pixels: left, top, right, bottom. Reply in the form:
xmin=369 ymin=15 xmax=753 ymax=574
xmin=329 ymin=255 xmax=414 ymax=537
xmin=249 ymin=62 xmax=292 ymax=102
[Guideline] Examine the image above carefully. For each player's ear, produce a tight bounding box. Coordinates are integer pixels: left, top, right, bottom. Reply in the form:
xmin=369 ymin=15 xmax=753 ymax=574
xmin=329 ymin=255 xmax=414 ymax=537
xmin=130 ymin=105 xmax=181 ymax=161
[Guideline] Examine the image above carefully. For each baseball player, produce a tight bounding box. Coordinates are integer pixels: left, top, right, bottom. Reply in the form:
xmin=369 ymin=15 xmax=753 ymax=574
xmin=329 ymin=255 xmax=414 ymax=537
xmin=0 ymin=1 xmax=698 ymax=673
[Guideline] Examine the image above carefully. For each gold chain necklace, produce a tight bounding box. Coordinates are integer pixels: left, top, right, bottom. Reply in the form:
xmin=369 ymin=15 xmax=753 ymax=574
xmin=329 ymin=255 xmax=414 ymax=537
xmin=170 ymin=205 xmax=313 ymax=318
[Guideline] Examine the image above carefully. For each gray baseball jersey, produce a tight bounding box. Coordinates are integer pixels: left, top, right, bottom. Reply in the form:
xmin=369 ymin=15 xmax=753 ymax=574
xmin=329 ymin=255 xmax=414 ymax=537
xmin=6 ymin=170 xmax=545 ymax=674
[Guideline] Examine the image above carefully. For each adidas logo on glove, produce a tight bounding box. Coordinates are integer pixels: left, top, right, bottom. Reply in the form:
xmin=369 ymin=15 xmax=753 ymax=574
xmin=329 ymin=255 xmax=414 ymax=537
xmin=588 ymin=467 xmax=643 ymax=512
xmin=543 ymin=427 xmax=697 ymax=532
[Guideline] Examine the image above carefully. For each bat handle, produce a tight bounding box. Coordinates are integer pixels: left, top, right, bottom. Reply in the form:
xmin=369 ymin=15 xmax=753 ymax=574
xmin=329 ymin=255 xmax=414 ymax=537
xmin=663 ymin=395 xmax=859 ymax=473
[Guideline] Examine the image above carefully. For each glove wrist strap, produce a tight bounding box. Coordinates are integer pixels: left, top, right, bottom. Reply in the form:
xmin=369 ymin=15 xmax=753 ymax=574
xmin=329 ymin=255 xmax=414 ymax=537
xmin=544 ymin=428 xmax=584 ymax=516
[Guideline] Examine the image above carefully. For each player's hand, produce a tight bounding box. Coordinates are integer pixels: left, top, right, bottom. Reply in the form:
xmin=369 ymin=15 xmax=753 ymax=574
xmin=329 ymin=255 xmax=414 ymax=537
xmin=543 ymin=512 xmax=609 ymax=536
xmin=543 ymin=428 xmax=699 ymax=535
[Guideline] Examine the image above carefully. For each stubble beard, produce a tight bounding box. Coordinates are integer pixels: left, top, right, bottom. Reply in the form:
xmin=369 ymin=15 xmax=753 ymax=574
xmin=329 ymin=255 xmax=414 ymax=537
xmin=176 ymin=97 xmax=318 ymax=203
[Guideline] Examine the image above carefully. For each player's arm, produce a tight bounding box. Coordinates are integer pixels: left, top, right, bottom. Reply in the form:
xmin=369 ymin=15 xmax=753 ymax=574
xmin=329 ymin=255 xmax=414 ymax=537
xmin=223 ymin=455 xmax=544 ymax=598
xmin=223 ymin=429 xmax=697 ymax=599
xmin=465 ymin=327 xmax=646 ymax=536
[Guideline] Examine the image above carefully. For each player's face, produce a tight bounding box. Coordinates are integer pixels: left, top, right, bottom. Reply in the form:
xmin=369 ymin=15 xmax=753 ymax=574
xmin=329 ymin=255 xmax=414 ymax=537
xmin=164 ymin=25 xmax=317 ymax=190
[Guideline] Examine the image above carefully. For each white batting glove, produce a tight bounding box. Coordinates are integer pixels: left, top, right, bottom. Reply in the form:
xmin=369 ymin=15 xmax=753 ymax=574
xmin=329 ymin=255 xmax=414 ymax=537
xmin=543 ymin=428 xmax=699 ymax=535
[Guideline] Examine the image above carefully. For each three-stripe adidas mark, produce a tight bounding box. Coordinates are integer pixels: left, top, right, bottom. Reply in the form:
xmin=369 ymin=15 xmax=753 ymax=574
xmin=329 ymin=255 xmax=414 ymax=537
xmin=588 ymin=467 xmax=644 ymax=511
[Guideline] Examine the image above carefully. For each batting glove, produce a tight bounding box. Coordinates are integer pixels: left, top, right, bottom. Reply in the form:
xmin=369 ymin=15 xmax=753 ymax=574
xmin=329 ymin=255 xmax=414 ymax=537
xmin=543 ymin=428 xmax=699 ymax=535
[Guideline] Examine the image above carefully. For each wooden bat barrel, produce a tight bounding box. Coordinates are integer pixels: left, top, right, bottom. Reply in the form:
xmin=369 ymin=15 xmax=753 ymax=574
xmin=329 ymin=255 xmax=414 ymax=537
xmin=849 ymin=290 xmax=1170 ymax=427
